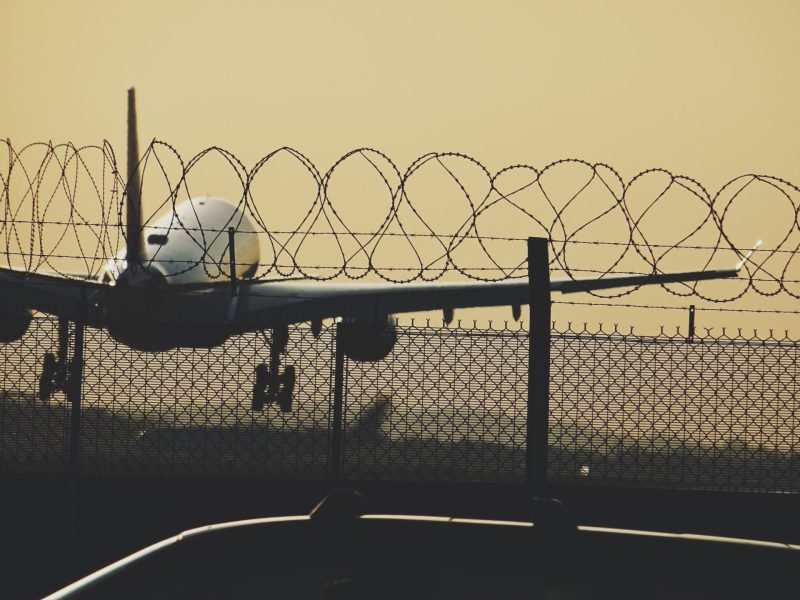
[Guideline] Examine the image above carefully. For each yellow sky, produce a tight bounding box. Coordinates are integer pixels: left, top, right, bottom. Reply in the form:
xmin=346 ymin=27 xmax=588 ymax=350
xmin=3 ymin=0 xmax=800 ymax=334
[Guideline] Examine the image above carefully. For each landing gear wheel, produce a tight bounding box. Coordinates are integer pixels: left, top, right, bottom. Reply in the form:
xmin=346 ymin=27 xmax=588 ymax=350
xmin=278 ymin=366 xmax=295 ymax=413
xmin=39 ymin=352 xmax=57 ymax=401
xmin=252 ymin=363 xmax=270 ymax=411
xmin=252 ymin=326 xmax=295 ymax=413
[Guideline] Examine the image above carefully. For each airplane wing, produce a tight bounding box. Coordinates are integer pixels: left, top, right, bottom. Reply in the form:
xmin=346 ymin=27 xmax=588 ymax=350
xmin=232 ymin=264 xmax=744 ymax=330
xmin=235 ymin=242 xmax=762 ymax=328
xmin=0 ymin=267 xmax=105 ymax=326
xmin=0 ymin=255 xmax=751 ymax=333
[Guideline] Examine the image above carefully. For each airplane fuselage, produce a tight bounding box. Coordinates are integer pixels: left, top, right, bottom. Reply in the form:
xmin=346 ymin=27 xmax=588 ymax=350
xmin=100 ymin=197 xmax=260 ymax=351
xmin=101 ymin=196 xmax=260 ymax=286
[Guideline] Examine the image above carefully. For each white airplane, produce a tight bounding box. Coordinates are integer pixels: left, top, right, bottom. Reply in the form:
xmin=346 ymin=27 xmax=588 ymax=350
xmin=0 ymin=89 xmax=755 ymax=412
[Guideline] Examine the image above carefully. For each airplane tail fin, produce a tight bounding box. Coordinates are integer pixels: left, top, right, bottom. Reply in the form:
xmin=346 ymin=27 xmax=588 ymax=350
xmin=126 ymin=88 xmax=143 ymax=268
xmin=351 ymin=395 xmax=391 ymax=441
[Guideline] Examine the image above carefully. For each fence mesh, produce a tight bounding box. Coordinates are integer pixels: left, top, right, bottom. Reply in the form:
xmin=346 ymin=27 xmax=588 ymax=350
xmin=1 ymin=317 xmax=797 ymax=493
xmin=342 ymin=325 xmax=527 ymax=483
xmin=79 ymin=325 xmax=334 ymax=480
xmin=0 ymin=317 xmax=70 ymax=473
xmin=549 ymin=328 xmax=799 ymax=492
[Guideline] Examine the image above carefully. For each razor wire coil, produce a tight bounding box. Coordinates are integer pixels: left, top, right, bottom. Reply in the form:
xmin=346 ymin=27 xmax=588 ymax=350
xmin=2 ymin=139 xmax=798 ymax=302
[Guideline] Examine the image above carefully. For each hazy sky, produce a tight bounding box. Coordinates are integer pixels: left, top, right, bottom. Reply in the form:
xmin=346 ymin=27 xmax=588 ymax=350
xmin=3 ymin=0 xmax=800 ymax=333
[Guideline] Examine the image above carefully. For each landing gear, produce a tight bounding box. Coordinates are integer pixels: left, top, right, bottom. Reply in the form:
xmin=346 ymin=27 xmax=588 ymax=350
xmin=252 ymin=364 xmax=295 ymax=412
xmin=39 ymin=319 xmax=71 ymax=401
xmin=252 ymin=326 xmax=296 ymax=412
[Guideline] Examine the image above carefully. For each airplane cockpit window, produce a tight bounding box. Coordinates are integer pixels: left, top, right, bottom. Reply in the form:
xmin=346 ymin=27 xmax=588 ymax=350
xmin=148 ymin=234 xmax=169 ymax=245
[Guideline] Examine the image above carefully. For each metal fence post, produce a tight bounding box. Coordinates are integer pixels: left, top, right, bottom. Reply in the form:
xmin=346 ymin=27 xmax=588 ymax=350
xmin=527 ymin=237 xmax=551 ymax=496
xmin=330 ymin=322 xmax=346 ymax=482
xmin=66 ymin=306 xmax=86 ymax=582
xmin=68 ymin=303 xmax=86 ymax=476
xmin=228 ymin=227 xmax=238 ymax=297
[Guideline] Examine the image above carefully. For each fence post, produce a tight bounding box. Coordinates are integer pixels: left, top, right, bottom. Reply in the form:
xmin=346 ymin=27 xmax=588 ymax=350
xmin=686 ymin=304 xmax=696 ymax=343
xmin=66 ymin=303 xmax=86 ymax=581
xmin=228 ymin=227 xmax=238 ymax=296
xmin=68 ymin=299 xmax=86 ymax=476
xmin=527 ymin=238 xmax=551 ymax=496
xmin=330 ymin=322 xmax=346 ymax=482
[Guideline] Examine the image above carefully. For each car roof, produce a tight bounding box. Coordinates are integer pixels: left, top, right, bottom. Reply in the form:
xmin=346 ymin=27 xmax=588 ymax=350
xmin=45 ymin=492 xmax=800 ymax=600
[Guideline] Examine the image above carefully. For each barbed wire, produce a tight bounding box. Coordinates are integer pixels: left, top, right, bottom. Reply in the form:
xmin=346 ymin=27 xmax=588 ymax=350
xmin=2 ymin=139 xmax=799 ymax=302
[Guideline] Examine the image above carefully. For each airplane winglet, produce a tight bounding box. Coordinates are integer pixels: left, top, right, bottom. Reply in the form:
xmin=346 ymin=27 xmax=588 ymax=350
xmin=735 ymin=240 xmax=762 ymax=271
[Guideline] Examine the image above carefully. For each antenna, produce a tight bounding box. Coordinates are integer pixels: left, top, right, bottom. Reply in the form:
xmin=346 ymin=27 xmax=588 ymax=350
xmin=126 ymin=87 xmax=143 ymax=269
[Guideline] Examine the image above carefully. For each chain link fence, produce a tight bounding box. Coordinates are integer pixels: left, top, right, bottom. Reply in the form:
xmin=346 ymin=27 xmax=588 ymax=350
xmin=1 ymin=317 xmax=797 ymax=493
xmin=550 ymin=326 xmax=798 ymax=492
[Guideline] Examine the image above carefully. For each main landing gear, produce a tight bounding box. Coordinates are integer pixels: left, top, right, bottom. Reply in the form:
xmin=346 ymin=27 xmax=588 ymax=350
xmin=39 ymin=319 xmax=72 ymax=401
xmin=252 ymin=325 xmax=296 ymax=413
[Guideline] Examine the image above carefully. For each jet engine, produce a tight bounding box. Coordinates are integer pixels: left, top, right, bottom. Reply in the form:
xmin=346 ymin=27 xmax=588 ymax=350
xmin=0 ymin=301 xmax=33 ymax=343
xmin=337 ymin=315 xmax=397 ymax=362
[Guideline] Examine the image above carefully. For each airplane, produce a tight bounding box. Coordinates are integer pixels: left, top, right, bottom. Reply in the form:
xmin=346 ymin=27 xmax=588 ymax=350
xmin=0 ymin=89 xmax=758 ymax=413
